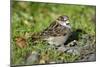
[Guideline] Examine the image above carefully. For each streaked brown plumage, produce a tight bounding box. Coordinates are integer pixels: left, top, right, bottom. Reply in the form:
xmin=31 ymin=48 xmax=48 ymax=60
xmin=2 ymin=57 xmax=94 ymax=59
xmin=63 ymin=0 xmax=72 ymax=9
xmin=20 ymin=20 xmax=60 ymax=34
xmin=32 ymin=15 xmax=72 ymax=46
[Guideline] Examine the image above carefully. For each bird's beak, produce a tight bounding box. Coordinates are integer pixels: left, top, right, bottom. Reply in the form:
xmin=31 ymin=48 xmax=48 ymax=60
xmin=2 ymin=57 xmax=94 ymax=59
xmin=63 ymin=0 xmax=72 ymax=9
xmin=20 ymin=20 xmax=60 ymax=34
xmin=66 ymin=20 xmax=70 ymax=25
xmin=65 ymin=20 xmax=71 ymax=29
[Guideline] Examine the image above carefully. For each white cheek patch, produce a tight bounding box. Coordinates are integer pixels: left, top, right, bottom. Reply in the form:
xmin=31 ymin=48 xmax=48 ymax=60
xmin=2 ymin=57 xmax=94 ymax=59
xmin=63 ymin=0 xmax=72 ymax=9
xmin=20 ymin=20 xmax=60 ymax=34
xmin=62 ymin=22 xmax=67 ymax=26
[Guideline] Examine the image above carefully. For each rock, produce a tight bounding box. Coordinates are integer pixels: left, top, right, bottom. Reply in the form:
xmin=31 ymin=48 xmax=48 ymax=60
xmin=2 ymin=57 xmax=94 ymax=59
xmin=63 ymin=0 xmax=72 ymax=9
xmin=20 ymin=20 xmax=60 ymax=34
xmin=26 ymin=51 xmax=40 ymax=64
xmin=57 ymin=44 xmax=81 ymax=55
xmin=57 ymin=45 xmax=67 ymax=52
xmin=79 ymin=44 xmax=96 ymax=62
xmin=65 ymin=47 xmax=81 ymax=55
xmin=88 ymin=53 xmax=96 ymax=61
xmin=78 ymin=53 xmax=96 ymax=62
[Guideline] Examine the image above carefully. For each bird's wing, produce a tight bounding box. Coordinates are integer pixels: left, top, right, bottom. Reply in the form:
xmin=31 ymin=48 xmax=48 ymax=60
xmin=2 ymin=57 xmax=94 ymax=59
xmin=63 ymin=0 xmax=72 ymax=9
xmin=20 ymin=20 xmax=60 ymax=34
xmin=40 ymin=21 xmax=71 ymax=37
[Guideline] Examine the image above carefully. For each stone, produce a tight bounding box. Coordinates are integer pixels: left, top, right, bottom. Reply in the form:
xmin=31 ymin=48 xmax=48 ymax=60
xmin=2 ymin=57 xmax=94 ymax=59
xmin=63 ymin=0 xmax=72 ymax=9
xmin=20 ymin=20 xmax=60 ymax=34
xmin=26 ymin=51 xmax=40 ymax=64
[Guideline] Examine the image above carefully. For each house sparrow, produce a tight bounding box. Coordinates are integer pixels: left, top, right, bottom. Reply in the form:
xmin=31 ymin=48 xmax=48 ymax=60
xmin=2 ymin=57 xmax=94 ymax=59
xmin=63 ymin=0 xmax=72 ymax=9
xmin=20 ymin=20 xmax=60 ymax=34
xmin=39 ymin=15 xmax=72 ymax=46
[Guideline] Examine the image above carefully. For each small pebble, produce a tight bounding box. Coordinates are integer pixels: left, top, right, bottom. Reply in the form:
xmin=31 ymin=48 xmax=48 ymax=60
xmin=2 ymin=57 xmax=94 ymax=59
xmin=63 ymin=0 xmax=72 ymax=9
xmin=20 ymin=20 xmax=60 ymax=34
xmin=65 ymin=47 xmax=81 ymax=55
xmin=26 ymin=51 xmax=40 ymax=64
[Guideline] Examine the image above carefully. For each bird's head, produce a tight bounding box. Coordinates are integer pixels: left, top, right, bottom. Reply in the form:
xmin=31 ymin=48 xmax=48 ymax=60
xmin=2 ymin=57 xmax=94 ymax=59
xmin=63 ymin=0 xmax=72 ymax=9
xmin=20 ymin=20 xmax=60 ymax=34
xmin=56 ymin=15 xmax=71 ymax=28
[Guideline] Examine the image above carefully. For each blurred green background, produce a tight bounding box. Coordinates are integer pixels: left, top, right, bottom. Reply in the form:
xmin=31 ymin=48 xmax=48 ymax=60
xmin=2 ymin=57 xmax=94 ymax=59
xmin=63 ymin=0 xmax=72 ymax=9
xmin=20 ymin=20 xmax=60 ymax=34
xmin=11 ymin=1 xmax=96 ymax=65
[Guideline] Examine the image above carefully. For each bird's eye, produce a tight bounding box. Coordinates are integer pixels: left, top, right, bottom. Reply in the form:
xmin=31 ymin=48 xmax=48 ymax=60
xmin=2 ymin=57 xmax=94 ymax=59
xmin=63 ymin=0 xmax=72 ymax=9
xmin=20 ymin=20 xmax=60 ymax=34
xmin=63 ymin=18 xmax=67 ymax=21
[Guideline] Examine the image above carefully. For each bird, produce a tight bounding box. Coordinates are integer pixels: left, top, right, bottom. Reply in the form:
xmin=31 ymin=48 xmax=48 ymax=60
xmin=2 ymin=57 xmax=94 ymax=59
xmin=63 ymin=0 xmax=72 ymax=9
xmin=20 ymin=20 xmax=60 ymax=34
xmin=32 ymin=15 xmax=72 ymax=47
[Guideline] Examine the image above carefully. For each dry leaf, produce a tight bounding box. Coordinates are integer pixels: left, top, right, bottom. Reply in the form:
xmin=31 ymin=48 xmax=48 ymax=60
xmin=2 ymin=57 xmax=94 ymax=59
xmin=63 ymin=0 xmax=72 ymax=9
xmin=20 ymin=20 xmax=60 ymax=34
xmin=15 ymin=37 xmax=27 ymax=48
xmin=39 ymin=52 xmax=49 ymax=64
xmin=39 ymin=59 xmax=45 ymax=64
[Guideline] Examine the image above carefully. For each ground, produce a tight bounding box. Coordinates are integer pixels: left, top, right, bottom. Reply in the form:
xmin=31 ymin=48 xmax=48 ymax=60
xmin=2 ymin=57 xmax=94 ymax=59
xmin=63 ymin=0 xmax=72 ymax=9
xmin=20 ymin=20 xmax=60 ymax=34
xmin=11 ymin=1 xmax=96 ymax=66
